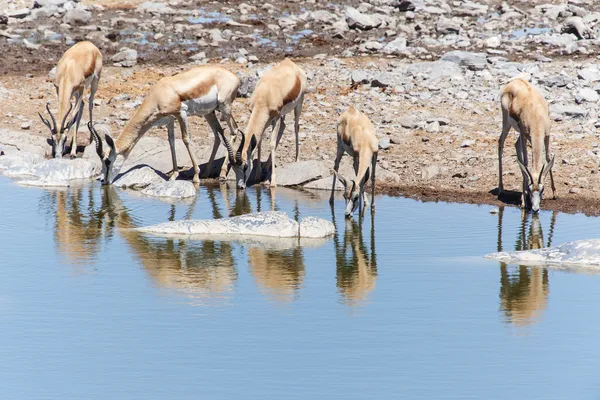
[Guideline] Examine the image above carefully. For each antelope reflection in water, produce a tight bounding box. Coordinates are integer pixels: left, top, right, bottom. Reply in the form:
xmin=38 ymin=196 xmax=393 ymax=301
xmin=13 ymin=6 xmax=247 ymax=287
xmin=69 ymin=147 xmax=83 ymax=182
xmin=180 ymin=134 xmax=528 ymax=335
xmin=48 ymin=185 xmax=238 ymax=305
xmin=496 ymin=207 xmax=557 ymax=327
xmin=331 ymin=209 xmax=377 ymax=307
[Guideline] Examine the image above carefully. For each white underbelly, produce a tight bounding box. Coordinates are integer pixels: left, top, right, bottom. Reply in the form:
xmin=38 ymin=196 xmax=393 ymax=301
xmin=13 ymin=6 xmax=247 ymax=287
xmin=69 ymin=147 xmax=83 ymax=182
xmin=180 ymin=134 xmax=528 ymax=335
xmin=182 ymin=85 xmax=219 ymax=116
xmin=281 ymin=92 xmax=303 ymax=116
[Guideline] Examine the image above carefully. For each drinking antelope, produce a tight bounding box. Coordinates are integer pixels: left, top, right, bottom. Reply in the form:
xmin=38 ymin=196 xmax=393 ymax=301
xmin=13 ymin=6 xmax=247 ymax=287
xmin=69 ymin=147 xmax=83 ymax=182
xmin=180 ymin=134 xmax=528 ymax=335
xmin=498 ymin=78 xmax=556 ymax=212
xmin=39 ymin=41 xmax=102 ymax=158
xmin=88 ymin=65 xmax=240 ymax=184
xmin=330 ymin=106 xmax=378 ymax=218
xmin=219 ymin=58 xmax=307 ymax=189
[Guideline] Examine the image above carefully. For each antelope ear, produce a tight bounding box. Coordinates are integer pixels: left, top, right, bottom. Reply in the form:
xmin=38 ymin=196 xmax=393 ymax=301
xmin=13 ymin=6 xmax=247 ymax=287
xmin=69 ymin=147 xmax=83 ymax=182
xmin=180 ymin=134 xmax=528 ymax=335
xmin=104 ymin=133 xmax=115 ymax=150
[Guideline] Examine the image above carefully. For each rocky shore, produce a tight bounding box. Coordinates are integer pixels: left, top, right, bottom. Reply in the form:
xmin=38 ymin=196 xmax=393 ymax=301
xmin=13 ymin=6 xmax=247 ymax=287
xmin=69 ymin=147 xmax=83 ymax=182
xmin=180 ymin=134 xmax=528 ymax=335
xmin=3 ymin=0 xmax=600 ymax=215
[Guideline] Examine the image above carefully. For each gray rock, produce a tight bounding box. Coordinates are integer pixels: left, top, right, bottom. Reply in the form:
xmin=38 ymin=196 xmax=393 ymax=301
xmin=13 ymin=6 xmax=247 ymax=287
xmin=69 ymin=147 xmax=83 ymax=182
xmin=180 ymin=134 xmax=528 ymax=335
xmin=303 ymin=176 xmax=344 ymax=191
xmin=351 ymin=70 xmax=370 ymax=85
xmin=33 ymin=0 xmax=69 ymax=6
xmin=539 ymin=75 xmax=571 ymax=87
xmin=578 ymin=68 xmax=600 ymax=82
xmin=31 ymin=5 xmax=59 ymax=20
xmin=345 ymin=6 xmax=380 ymax=30
xmin=440 ymin=51 xmax=487 ymax=71
xmin=575 ymin=88 xmax=599 ymax=103
xmin=111 ymin=47 xmax=138 ymax=67
xmin=363 ymin=41 xmax=383 ymax=52
xmin=8 ymin=8 xmax=31 ymax=19
xmin=9 ymin=158 xmax=98 ymax=187
xmin=421 ymin=165 xmax=441 ymax=181
xmin=461 ymin=139 xmax=475 ymax=148
xmin=550 ymin=104 xmax=588 ymax=118
xmin=20 ymin=121 xmax=31 ymax=130
xmin=64 ymin=8 xmax=92 ymax=25
xmin=407 ymin=61 xmax=462 ymax=79
xmin=276 ymin=160 xmax=330 ymax=187
xmin=136 ymin=2 xmax=176 ymax=14
xmin=238 ymin=73 xmax=258 ymax=97
xmin=378 ymin=137 xmax=390 ymax=150
xmin=0 ymin=151 xmax=44 ymax=172
xmin=562 ymin=16 xmax=595 ymax=40
xmin=398 ymin=116 xmax=419 ymax=129
xmin=140 ymin=180 xmax=196 ymax=199
xmin=136 ymin=211 xmax=302 ymax=238
xmin=381 ymin=37 xmax=407 ymax=54
xmin=299 ymin=217 xmax=336 ymax=238
xmin=484 ymin=239 xmax=600 ymax=269
xmin=113 ymin=165 xmax=166 ymax=189
xmin=310 ymin=10 xmax=337 ymax=23
xmin=436 ymin=17 xmax=460 ymax=35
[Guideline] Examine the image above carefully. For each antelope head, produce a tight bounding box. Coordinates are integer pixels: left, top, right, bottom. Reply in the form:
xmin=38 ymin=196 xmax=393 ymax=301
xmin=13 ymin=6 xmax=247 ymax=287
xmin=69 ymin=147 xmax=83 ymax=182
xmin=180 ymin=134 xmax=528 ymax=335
xmin=88 ymin=122 xmax=118 ymax=185
xmin=517 ymin=154 xmax=555 ymax=213
xmin=332 ymin=170 xmax=362 ymax=217
xmin=38 ymin=101 xmax=81 ymax=158
xmin=219 ymin=126 xmax=251 ymax=189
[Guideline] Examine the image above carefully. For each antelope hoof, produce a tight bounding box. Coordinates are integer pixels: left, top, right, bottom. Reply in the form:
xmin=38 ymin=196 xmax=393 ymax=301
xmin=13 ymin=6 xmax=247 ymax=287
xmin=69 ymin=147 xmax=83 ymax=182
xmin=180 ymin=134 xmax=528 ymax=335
xmin=168 ymin=171 xmax=179 ymax=181
xmin=192 ymin=175 xmax=200 ymax=184
xmin=69 ymin=154 xmax=77 ymax=160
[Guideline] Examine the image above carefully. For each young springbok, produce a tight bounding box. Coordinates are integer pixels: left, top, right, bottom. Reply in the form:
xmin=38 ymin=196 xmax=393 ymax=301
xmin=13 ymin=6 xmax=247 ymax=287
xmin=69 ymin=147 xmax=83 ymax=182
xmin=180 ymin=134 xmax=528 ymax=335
xmin=39 ymin=41 xmax=102 ymax=158
xmin=88 ymin=65 xmax=240 ymax=184
xmin=498 ymin=78 xmax=556 ymax=212
xmin=330 ymin=106 xmax=378 ymax=217
xmin=219 ymin=58 xmax=307 ymax=189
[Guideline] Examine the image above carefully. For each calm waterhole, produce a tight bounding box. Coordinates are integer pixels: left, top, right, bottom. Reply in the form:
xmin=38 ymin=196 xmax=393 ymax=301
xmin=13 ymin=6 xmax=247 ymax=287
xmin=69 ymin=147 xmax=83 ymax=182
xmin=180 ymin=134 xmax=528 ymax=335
xmin=1 ymin=176 xmax=600 ymax=399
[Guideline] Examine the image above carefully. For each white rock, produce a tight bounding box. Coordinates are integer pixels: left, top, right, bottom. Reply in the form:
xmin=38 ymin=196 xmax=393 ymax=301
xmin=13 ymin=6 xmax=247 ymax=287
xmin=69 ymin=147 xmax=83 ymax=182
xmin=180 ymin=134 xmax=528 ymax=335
xmin=576 ymin=88 xmax=599 ymax=103
xmin=140 ymin=180 xmax=196 ymax=199
xmin=345 ymin=6 xmax=380 ymax=30
xmin=64 ymin=7 xmax=92 ymax=25
xmin=0 ymin=151 xmax=44 ymax=171
xmin=275 ymin=160 xmax=330 ymax=187
xmin=137 ymin=211 xmax=301 ymax=238
xmin=113 ymin=165 xmax=166 ymax=189
xmin=111 ymin=48 xmax=138 ymax=67
xmin=299 ymin=217 xmax=335 ymax=238
xmin=485 ymin=239 xmax=600 ymax=269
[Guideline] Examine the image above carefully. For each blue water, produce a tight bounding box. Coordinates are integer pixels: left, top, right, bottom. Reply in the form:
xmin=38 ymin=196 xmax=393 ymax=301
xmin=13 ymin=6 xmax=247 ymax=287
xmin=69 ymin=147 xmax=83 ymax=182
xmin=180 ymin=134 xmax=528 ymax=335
xmin=1 ymin=177 xmax=600 ymax=398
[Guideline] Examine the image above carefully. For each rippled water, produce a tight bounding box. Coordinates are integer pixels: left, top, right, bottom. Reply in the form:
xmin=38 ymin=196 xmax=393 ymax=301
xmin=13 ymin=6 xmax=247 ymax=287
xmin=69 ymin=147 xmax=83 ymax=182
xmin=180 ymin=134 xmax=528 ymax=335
xmin=2 ymin=176 xmax=600 ymax=398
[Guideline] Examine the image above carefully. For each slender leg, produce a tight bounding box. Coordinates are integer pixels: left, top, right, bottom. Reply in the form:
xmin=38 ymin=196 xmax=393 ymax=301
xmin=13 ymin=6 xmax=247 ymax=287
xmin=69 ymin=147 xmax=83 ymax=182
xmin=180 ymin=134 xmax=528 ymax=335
xmin=167 ymin=119 xmax=178 ymax=180
xmin=545 ymin=135 xmax=557 ymax=199
xmin=203 ymin=112 xmax=225 ymax=179
xmin=177 ymin=109 xmax=200 ymax=183
xmin=220 ymin=104 xmax=238 ymax=180
xmin=69 ymin=91 xmax=83 ymax=158
xmin=498 ymin=109 xmax=511 ymax=196
xmin=370 ymin=152 xmax=377 ymax=209
xmin=330 ymin=138 xmax=344 ymax=205
xmin=294 ymin=98 xmax=303 ymax=162
xmin=515 ymin=136 xmax=526 ymax=209
xmin=268 ymin=117 xmax=285 ymax=187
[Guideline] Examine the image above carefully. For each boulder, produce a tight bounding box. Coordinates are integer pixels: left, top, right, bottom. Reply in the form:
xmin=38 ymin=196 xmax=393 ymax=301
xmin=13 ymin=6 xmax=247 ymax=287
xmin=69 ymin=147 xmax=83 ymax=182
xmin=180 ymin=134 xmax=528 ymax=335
xmin=550 ymin=104 xmax=588 ymax=118
xmin=381 ymin=37 xmax=407 ymax=55
xmin=575 ymin=88 xmax=599 ymax=103
xmin=136 ymin=211 xmax=335 ymax=239
xmin=140 ymin=180 xmax=196 ymax=199
xmin=299 ymin=217 xmax=336 ymax=238
xmin=436 ymin=17 xmax=460 ymax=35
xmin=562 ymin=16 xmax=595 ymax=40
xmin=275 ymin=160 xmax=330 ymax=187
xmin=440 ymin=51 xmax=487 ymax=71
xmin=303 ymin=176 xmax=344 ymax=191
xmin=111 ymin=47 xmax=138 ymax=67
xmin=0 ymin=151 xmax=44 ymax=172
xmin=64 ymin=8 xmax=92 ymax=25
xmin=6 ymin=158 xmax=99 ymax=187
xmin=485 ymin=239 xmax=600 ymax=269
xmin=345 ymin=6 xmax=380 ymax=30
xmin=113 ymin=165 xmax=166 ymax=189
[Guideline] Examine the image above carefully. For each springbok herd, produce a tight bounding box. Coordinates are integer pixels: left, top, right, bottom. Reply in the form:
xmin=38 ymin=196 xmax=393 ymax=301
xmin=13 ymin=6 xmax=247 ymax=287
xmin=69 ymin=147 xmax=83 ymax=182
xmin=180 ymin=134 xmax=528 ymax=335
xmin=38 ymin=40 xmax=556 ymax=217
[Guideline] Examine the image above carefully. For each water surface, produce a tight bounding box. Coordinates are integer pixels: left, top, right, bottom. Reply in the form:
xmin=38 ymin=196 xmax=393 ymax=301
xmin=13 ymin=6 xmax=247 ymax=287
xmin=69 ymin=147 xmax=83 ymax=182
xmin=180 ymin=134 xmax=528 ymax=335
xmin=1 ymin=177 xmax=600 ymax=399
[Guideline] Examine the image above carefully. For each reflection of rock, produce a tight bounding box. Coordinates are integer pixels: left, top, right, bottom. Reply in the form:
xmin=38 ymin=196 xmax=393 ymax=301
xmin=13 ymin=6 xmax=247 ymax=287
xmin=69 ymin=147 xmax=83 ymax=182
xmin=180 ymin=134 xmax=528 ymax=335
xmin=136 ymin=211 xmax=335 ymax=240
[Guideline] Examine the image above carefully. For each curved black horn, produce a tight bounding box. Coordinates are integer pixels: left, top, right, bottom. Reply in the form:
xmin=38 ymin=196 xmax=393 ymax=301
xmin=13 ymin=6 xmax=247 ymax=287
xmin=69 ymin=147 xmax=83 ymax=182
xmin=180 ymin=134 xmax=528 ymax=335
xmin=45 ymin=102 xmax=57 ymax=132
xmin=516 ymin=155 xmax=534 ymax=185
xmin=219 ymin=128 xmax=236 ymax=166
xmin=235 ymin=131 xmax=245 ymax=165
xmin=59 ymin=102 xmax=74 ymax=132
xmin=88 ymin=121 xmax=103 ymax=159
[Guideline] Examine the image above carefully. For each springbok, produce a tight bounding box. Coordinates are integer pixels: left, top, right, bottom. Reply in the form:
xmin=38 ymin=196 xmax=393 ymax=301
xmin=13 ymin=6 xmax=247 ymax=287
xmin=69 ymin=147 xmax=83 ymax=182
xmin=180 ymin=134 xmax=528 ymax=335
xmin=219 ymin=58 xmax=307 ymax=189
xmin=498 ymin=78 xmax=556 ymax=212
xmin=39 ymin=41 xmax=102 ymax=158
xmin=330 ymin=106 xmax=378 ymax=218
xmin=88 ymin=65 xmax=240 ymax=184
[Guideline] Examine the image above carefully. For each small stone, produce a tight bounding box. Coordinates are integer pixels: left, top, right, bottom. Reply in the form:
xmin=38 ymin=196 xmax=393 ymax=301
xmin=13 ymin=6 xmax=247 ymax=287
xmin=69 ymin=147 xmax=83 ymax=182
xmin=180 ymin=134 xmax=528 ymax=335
xmin=378 ymin=137 xmax=391 ymax=150
xmin=21 ymin=121 xmax=31 ymax=130
xmin=461 ymin=139 xmax=475 ymax=148
xmin=576 ymin=88 xmax=599 ymax=103
xmin=489 ymin=208 xmax=499 ymax=214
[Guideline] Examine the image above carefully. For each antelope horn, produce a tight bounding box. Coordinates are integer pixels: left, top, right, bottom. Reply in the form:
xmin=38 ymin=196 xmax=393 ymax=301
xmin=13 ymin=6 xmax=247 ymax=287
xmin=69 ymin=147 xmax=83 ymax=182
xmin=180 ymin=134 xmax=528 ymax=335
xmin=218 ymin=127 xmax=235 ymax=166
xmin=59 ymin=102 xmax=74 ymax=132
xmin=540 ymin=153 xmax=555 ymax=184
xmin=235 ymin=130 xmax=245 ymax=165
xmin=516 ymin=155 xmax=534 ymax=185
xmin=88 ymin=121 xmax=103 ymax=159
xmin=46 ymin=102 xmax=57 ymax=132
